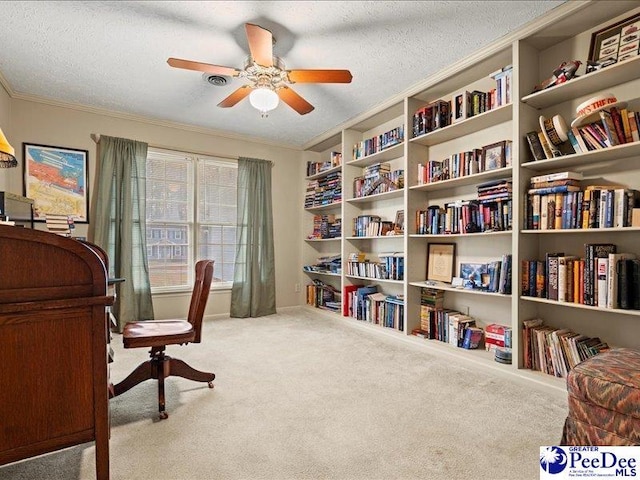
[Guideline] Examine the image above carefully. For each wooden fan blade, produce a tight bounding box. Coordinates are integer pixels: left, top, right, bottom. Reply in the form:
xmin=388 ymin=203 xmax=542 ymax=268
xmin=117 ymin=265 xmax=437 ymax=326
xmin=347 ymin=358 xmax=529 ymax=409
xmin=277 ymin=87 xmax=314 ymax=115
xmin=287 ymin=69 xmax=353 ymax=84
xmin=167 ymin=58 xmax=240 ymax=77
xmin=245 ymin=23 xmax=273 ymax=67
xmin=217 ymin=86 xmax=253 ymax=108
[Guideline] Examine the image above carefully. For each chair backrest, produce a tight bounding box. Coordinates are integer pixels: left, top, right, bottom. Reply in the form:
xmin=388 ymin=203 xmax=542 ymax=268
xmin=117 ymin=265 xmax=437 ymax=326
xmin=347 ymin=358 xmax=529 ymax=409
xmin=188 ymin=260 xmax=214 ymax=343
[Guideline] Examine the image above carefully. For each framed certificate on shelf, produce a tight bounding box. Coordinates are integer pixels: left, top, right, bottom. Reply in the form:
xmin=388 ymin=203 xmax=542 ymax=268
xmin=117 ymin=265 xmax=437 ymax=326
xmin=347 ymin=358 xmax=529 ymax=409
xmin=426 ymin=243 xmax=456 ymax=283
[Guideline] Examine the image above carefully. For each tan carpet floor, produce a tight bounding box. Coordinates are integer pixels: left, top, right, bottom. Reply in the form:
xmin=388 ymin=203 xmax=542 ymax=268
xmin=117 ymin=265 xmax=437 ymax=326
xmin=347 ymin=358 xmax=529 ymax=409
xmin=0 ymin=307 xmax=568 ymax=480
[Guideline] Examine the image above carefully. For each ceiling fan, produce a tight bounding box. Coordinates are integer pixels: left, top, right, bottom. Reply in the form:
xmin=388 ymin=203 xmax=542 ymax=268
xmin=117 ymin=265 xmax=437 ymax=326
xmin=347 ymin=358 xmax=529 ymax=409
xmin=167 ymin=23 xmax=353 ymax=117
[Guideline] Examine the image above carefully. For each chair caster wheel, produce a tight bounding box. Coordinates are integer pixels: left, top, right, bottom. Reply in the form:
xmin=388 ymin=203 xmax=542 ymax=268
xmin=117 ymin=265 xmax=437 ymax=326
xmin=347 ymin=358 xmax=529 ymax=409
xmin=208 ymin=382 xmax=214 ymax=389
xmin=159 ymin=411 xmax=168 ymax=420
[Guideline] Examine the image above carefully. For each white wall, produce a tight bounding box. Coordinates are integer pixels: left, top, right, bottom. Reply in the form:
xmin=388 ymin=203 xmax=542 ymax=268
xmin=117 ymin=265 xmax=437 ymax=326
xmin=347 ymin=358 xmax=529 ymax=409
xmin=7 ymin=98 xmax=306 ymax=317
xmin=0 ymin=84 xmax=11 ymax=192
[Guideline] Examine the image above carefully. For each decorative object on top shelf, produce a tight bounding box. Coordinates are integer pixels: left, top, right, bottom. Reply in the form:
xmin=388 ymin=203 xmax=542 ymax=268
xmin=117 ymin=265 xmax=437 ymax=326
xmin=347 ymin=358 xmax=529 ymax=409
xmin=426 ymin=243 xmax=455 ymax=283
xmin=0 ymin=128 xmax=17 ymax=168
xmin=352 ymin=126 xmax=404 ymax=161
xmin=587 ymin=13 xmax=640 ymax=74
xmin=570 ymin=92 xmax=627 ymax=128
xmin=532 ymin=60 xmax=582 ymax=93
xmin=23 ymin=143 xmax=90 ymax=223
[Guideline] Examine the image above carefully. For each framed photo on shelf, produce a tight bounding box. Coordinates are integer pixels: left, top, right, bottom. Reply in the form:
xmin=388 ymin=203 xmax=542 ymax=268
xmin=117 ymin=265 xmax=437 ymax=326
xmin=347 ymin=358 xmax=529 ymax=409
xmin=23 ymin=143 xmax=90 ymax=223
xmin=452 ymin=90 xmax=469 ymax=123
xmin=426 ymin=243 xmax=456 ymax=283
xmin=587 ymin=13 xmax=640 ymax=71
xmin=394 ymin=209 xmax=404 ymax=233
xmin=481 ymin=141 xmax=506 ymax=171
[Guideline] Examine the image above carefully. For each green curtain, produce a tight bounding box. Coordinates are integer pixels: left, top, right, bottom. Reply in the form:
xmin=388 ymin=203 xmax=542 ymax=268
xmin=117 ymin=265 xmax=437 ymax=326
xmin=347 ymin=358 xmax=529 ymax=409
xmin=90 ymin=135 xmax=154 ymax=331
xmin=230 ymin=157 xmax=276 ymax=317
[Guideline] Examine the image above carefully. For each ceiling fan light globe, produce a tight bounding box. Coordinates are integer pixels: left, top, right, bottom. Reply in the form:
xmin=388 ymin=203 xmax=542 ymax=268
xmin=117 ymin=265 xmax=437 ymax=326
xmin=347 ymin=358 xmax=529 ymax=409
xmin=249 ymin=88 xmax=279 ymax=116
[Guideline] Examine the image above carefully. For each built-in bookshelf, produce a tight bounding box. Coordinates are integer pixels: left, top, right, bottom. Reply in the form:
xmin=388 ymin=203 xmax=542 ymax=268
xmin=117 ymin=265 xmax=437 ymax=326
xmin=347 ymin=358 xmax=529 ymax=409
xmin=300 ymin=1 xmax=640 ymax=390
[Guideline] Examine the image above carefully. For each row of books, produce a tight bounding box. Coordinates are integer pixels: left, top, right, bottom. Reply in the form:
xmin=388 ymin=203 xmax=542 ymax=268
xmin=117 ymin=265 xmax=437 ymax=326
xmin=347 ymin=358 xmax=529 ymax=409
xmin=416 ymin=140 xmax=512 ymax=185
xmin=304 ymin=171 xmax=342 ymax=208
xmin=343 ymin=284 xmax=404 ymax=330
xmin=303 ymin=254 xmax=341 ymax=275
xmin=573 ymin=107 xmax=640 ymax=152
xmin=522 ymin=247 xmax=640 ymax=310
xmin=523 ymin=318 xmax=609 ymax=378
xmin=353 ymin=169 xmax=404 ymax=198
xmin=525 ymin=107 xmax=640 ymax=162
xmin=345 ymin=251 xmax=404 ymax=281
xmin=306 ymin=280 xmax=340 ymax=312
xmin=416 ymin=198 xmax=512 ymax=235
xmin=525 ymin=186 xmax=640 ymax=230
xmin=306 ymin=151 xmax=342 ymax=177
xmin=411 ymin=65 xmax=512 ymax=138
xmin=351 ymin=214 xmax=394 ymax=237
xmin=352 ymin=125 xmax=404 ymax=160
xmin=414 ymin=306 xmax=483 ymax=349
xmin=308 ymin=214 xmax=341 ymax=240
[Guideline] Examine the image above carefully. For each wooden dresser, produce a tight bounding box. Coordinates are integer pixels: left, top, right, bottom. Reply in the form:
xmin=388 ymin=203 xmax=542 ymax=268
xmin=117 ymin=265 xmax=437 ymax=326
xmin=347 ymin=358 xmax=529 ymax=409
xmin=0 ymin=225 xmax=113 ymax=480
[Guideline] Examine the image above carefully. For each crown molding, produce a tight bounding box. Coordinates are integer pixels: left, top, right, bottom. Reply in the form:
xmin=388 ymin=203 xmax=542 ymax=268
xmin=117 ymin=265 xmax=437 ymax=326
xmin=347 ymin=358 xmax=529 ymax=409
xmin=8 ymin=90 xmax=303 ymax=152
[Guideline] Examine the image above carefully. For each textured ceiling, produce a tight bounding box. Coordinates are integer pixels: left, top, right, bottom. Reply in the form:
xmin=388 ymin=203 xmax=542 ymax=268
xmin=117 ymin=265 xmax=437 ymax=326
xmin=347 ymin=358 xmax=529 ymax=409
xmin=0 ymin=1 xmax=565 ymax=149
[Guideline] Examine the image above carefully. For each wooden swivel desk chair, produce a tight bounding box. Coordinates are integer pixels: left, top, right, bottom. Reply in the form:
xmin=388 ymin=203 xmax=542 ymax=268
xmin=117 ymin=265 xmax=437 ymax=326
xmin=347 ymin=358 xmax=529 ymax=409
xmin=112 ymin=259 xmax=215 ymax=419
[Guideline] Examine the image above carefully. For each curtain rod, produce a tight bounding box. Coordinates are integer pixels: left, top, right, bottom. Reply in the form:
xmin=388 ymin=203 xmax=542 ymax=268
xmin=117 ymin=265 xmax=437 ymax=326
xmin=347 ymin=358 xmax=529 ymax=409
xmin=91 ymin=133 xmax=242 ymax=162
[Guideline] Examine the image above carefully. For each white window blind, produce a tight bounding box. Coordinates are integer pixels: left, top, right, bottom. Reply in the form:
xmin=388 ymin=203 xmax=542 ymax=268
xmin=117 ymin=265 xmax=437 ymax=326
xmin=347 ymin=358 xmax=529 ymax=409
xmin=145 ymin=148 xmax=237 ymax=291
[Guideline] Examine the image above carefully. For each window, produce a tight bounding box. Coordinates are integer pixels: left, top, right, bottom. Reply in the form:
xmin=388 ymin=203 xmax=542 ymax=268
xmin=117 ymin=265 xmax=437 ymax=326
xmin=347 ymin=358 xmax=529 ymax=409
xmin=145 ymin=148 xmax=237 ymax=291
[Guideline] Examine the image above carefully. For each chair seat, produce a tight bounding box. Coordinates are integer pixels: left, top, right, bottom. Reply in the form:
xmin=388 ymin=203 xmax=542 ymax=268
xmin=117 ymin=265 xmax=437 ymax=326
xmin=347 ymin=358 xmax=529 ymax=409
xmin=122 ymin=319 xmax=196 ymax=349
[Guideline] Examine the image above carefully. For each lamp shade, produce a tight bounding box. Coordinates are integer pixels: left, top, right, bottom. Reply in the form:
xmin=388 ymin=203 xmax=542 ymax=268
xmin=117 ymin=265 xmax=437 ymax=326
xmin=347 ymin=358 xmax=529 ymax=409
xmin=0 ymin=128 xmax=17 ymax=168
xmin=249 ymin=88 xmax=279 ymax=117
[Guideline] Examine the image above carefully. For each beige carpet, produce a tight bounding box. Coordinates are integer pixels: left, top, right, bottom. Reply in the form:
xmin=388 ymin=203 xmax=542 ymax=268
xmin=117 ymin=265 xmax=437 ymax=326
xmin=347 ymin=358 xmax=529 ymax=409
xmin=0 ymin=307 xmax=568 ymax=480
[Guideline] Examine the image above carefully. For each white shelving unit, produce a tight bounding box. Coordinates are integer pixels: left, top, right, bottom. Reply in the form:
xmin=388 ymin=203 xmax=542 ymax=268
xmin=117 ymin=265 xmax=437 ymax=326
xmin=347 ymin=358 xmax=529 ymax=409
xmin=300 ymin=1 xmax=640 ymax=389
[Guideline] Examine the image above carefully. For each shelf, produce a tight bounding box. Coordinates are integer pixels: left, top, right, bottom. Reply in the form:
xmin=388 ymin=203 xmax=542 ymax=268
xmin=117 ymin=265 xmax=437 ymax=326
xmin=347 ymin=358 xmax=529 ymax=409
xmin=304 ymin=202 xmax=342 ymax=212
xmin=347 ymin=189 xmax=404 ymax=204
xmin=520 ymin=57 xmax=640 ymax=110
xmin=410 ymin=166 xmax=512 ymax=192
xmin=305 ymin=237 xmax=342 ymax=242
xmin=305 ymin=165 xmax=341 ymax=181
xmin=303 ymin=270 xmax=341 ymax=277
xmin=521 ymin=141 xmax=640 ymax=171
xmin=521 ymin=227 xmax=640 ymax=234
xmin=410 ymin=104 xmax=512 ymax=147
xmin=410 ymin=231 xmax=512 ymax=239
xmin=346 ymin=235 xmax=403 ymax=240
xmin=345 ymin=275 xmax=403 ymax=285
xmin=409 ymin=281 xmax=511 ymax=298
xmin=521 ymin=296 xmax=640 ymax=317
xmin=346 ymin=142 xmax=404 ymax=167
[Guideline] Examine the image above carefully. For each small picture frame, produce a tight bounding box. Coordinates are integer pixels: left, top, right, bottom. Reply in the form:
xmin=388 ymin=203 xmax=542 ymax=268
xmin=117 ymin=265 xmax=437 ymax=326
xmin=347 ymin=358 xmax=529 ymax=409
xmin=452 ymin=90 xmax=469 ymax=124
xmin=426 ymin=243 xmax=456 ymax=283
xmin=481 ymin=141 xmax=506 ymax=171
xmin=587 ymin=13 xmax=640 ymax=72
xmin=394 ymin=209 xmax=404 ymax=232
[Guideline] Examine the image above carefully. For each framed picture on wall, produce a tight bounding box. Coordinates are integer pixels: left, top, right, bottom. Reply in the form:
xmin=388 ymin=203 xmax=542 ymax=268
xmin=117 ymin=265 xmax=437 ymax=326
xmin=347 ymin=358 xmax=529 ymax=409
xmin=23 ymin=143 xmax=90 ymax=223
